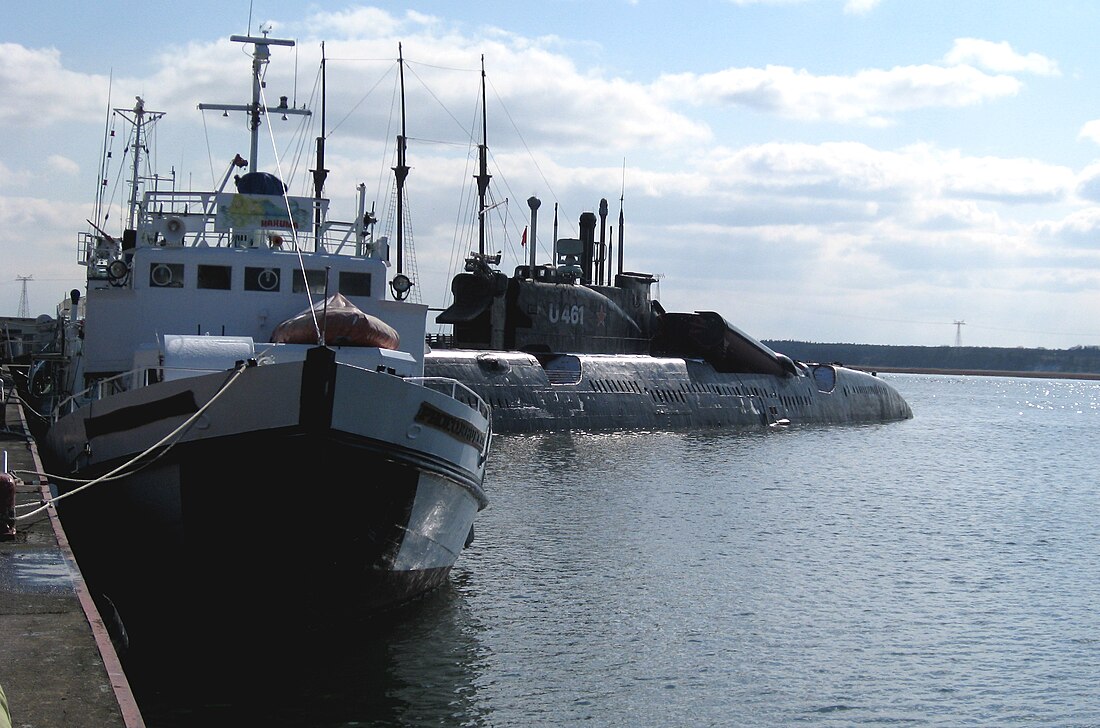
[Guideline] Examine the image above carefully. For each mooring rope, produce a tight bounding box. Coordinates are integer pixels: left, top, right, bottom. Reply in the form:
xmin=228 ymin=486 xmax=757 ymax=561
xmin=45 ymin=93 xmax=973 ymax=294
xmin=13 ymin=361 xmax=250 ymax=521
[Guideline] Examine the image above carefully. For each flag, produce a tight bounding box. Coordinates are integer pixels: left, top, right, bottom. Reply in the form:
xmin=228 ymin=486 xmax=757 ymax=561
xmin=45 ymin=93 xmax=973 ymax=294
xmin=521 ymin=226 xmax=527 ymax=248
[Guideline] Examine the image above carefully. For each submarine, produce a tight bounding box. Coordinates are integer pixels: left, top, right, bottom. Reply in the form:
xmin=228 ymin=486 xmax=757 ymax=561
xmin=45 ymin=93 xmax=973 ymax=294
xmin=423 ymin=197 xmax=913 ymax=434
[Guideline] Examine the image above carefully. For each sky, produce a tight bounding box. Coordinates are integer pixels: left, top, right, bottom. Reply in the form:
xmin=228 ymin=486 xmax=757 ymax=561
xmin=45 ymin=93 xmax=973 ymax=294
xmin=4 ymin=0 xmax=1100 ymax=348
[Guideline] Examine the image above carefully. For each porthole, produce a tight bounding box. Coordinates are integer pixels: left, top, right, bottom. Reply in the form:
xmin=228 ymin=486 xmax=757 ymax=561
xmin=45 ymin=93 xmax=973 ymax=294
xmin=258 ymin=268 xmax=279 ymax=290
xmin=149 ymin=263 xmax=183 ymax=288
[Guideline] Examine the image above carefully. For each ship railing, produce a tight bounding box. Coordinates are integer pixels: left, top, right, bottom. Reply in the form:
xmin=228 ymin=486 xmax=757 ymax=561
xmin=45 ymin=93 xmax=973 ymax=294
xmin=79 ymin=191 xmax=384 ymax=269
xmin=52 ymin=363 xmax=236 ymax=419
xmin=126 ymin=191 xmax=380 ymax=257
xmin=425 ymin=333 xmax=456 ymax=349
xmin=406 ymin=376 xmax=492 ymax=421
xmin=55 ymin=366 xmax=492 ymax=427
xmin=53 ymin=369 xmax=142 ymax=419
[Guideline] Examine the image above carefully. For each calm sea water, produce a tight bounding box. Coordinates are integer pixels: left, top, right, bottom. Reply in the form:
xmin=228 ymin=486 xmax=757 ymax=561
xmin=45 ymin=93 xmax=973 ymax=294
xmin=142 ymin=374 xmax=1100 ymax=727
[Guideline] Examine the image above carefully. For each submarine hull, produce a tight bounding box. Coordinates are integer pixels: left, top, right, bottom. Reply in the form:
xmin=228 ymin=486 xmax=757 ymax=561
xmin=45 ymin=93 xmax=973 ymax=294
xmin=423 ymin=349 xmax=912 ymax=434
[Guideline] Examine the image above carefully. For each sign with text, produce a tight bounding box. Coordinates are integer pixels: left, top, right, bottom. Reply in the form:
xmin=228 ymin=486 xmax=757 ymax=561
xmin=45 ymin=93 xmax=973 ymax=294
xmin=214 ymin=193 xmax=319 ymax=233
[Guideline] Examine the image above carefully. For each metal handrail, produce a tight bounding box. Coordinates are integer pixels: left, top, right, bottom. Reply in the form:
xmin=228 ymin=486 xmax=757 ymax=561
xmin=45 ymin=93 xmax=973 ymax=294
xmin=53 ymin=364 xmax=232 ymax=418
xmin=406 ymin=376 xmax=492 ymax=421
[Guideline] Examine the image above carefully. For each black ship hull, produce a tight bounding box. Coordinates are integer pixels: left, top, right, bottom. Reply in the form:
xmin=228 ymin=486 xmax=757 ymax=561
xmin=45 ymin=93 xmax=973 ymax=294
xmin=41 ymin=351 xmax=490 ymax=655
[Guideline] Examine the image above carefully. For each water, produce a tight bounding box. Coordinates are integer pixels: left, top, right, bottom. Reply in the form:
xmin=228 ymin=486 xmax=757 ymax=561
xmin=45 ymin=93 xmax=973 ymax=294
xmin=142 ymin=374 xmax=1100 ymax=726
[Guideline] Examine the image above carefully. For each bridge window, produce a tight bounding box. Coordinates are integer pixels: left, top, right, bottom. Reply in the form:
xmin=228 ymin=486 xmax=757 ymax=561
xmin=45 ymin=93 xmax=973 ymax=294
xmin=293 ymin=269 xmax=327 ymax=294
xmin=339 ymin=271 xmax=372 ymax=297
xmin=197 ymin=264 xmax=232 ymax=290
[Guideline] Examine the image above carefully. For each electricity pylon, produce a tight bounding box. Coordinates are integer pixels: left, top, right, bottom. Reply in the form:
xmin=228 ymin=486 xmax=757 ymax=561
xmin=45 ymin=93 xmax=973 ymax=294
xmin=16 ymin=275 xmax=32 ymax=318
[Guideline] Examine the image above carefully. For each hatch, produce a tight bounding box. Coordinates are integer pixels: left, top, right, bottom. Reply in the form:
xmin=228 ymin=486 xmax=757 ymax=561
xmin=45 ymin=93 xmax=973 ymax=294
xmin=538 ymin=354 xmax=582 ymax=385
xmin=812 ymin=364 xmax=837 ymax=393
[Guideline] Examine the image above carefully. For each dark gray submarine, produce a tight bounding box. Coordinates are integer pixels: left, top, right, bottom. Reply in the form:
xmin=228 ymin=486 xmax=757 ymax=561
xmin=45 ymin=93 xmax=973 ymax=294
xmin=423 ymin=198 xmax=913 ymax=434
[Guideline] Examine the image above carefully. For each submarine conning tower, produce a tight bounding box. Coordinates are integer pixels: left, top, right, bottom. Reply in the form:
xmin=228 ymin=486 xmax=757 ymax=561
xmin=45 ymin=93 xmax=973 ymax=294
xmin=436 ymin=202 xmax=660 ymax=354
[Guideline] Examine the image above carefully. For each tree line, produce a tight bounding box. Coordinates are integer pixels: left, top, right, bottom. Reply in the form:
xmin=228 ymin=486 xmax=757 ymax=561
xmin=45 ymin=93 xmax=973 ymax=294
xmin=763 ymin=341 xmax=1100 ymax=375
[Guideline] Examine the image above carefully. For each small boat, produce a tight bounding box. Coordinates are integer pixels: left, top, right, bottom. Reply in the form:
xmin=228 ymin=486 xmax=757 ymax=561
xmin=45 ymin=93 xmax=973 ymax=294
xmin=24 ymin=34 xmax=492 ymax=650
xmin=424 ymin=65 xmax=912 ymax=432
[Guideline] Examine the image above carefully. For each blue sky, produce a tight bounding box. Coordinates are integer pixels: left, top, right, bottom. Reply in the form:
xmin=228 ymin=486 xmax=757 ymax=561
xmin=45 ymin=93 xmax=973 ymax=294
xmin=4 ymin=0 xmax=1100 ymax=348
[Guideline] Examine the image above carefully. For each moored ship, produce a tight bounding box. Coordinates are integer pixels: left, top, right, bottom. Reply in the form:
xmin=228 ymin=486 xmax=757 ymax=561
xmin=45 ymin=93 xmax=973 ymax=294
xmin=21 ymin=33 xmax=493 ymax=653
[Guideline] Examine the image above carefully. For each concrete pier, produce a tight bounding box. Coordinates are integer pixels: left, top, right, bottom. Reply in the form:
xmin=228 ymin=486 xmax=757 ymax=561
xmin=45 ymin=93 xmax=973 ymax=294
xmin=0 ymin=371 xmax=144 ymax=728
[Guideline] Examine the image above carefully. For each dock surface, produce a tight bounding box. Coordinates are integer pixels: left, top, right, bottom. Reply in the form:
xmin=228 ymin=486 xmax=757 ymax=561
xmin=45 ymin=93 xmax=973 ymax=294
xmin=1 ymin=372 xmax=143 ymax=727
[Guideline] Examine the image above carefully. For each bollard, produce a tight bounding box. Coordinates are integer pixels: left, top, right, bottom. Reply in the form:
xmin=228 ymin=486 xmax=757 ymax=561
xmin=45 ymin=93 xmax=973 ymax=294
xmin=1 ymin=472 xmax=15 ymax=540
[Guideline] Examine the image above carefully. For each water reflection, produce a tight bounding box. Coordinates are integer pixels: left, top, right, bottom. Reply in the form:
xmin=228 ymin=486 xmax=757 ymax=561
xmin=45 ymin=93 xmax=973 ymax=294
xmin=133 ymin=577 xmax=491 ymax=727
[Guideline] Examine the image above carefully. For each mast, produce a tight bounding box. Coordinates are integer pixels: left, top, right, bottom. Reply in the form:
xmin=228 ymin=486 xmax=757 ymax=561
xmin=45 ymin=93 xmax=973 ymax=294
xmin=553 ymin=203 xmax=559 ymax=262
xmin=475 ymin=55 xmax=491 ymax=257
xmin=393 ymin=43 xmax=410 ymax=275
xmin=198 ymin=34 xmax=310 ymax=174
xmin=312 ymin=42 xmax=329 ymax=249
xmin=129 ymin=101 xmax=144 ymax=227
xmin=113 ymin=97 xmax=164 ymax=231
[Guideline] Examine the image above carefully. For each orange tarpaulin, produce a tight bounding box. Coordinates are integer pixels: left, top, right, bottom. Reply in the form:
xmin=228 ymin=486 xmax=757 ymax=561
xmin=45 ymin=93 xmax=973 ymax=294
xmin=271 ymin=293 xmax=400 ymax=349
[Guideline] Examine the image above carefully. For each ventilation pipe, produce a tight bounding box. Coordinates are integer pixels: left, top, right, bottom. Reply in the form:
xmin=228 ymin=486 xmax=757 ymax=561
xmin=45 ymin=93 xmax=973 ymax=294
xmin=579 ymin=212 xmax=597 ymax=285
xmin=598 ymin=198 xmax=608 ymax=286
xmin=528 ymin=196 xmax=541 ymax=273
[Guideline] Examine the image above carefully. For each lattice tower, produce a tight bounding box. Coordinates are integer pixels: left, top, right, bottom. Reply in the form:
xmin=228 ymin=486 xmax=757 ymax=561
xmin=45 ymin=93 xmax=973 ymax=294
xmin=16 ymin=275 xmax=32 ymax=318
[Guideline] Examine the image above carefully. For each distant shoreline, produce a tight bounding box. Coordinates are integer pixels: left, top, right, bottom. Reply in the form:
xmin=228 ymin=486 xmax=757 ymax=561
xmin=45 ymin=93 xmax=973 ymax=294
xmin=852 ymin=366 xmax=1100 ymax=381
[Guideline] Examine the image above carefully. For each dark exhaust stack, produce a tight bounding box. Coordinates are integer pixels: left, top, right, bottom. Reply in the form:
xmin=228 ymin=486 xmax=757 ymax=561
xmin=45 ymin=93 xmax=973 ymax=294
xmin=579 ymin=212 xmax=597 ymax=284
xmin=528 ymin=196 xmax=541 ymax=273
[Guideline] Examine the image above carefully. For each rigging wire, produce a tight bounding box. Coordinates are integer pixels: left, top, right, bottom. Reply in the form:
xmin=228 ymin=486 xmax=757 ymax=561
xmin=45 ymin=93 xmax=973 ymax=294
xmin=257 ymin=73 xmax=322 ymax=343
xmin=485 ymin=73 xmax=571 ymax=250
xmin=325 ymin=59 xmax=395 ymax=138
xmin=93 ymin=71 xmax=114 ymax=228
xmin=200 ymin=110 xmax=217 ymax=188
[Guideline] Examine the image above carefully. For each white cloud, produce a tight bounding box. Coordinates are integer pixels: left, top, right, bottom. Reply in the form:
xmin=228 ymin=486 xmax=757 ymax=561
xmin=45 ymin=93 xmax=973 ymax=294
xmin=46 ymin=155 xmax=80 ymax=177
xmin=700 ymin=141 xmax=923 ymax=198
xmin=726 ymin=0 xmax=808 ymax=5
xmin=937 ymin=151 xmax=1074 ymax=203
xmin=725 ymin=0 xmax=880 ymax=12
xmin=651 ymin=63 xmax=1020 ymax=125
xmin=944 ymin=38 xmax=1060 ymax=77
xmin=843 ymin=0 xmax=881 ymax=15
xmin=78 ymin=18 xmax=710 ymax=160
xmin=1033 ymin=207 xmax=1100 ymax=249
xmin=1074 ymin=161 xmax=1100 ymax=202
xmin=299 ymin=7 xmax=449 ymax=40
xmin=0 ymin=44 xmax=109 ymax=125
xmin=690 ymin=141 xmax=1072 ymax=209
xmin=1078 ymin=120 xmax=1100 ymax=145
